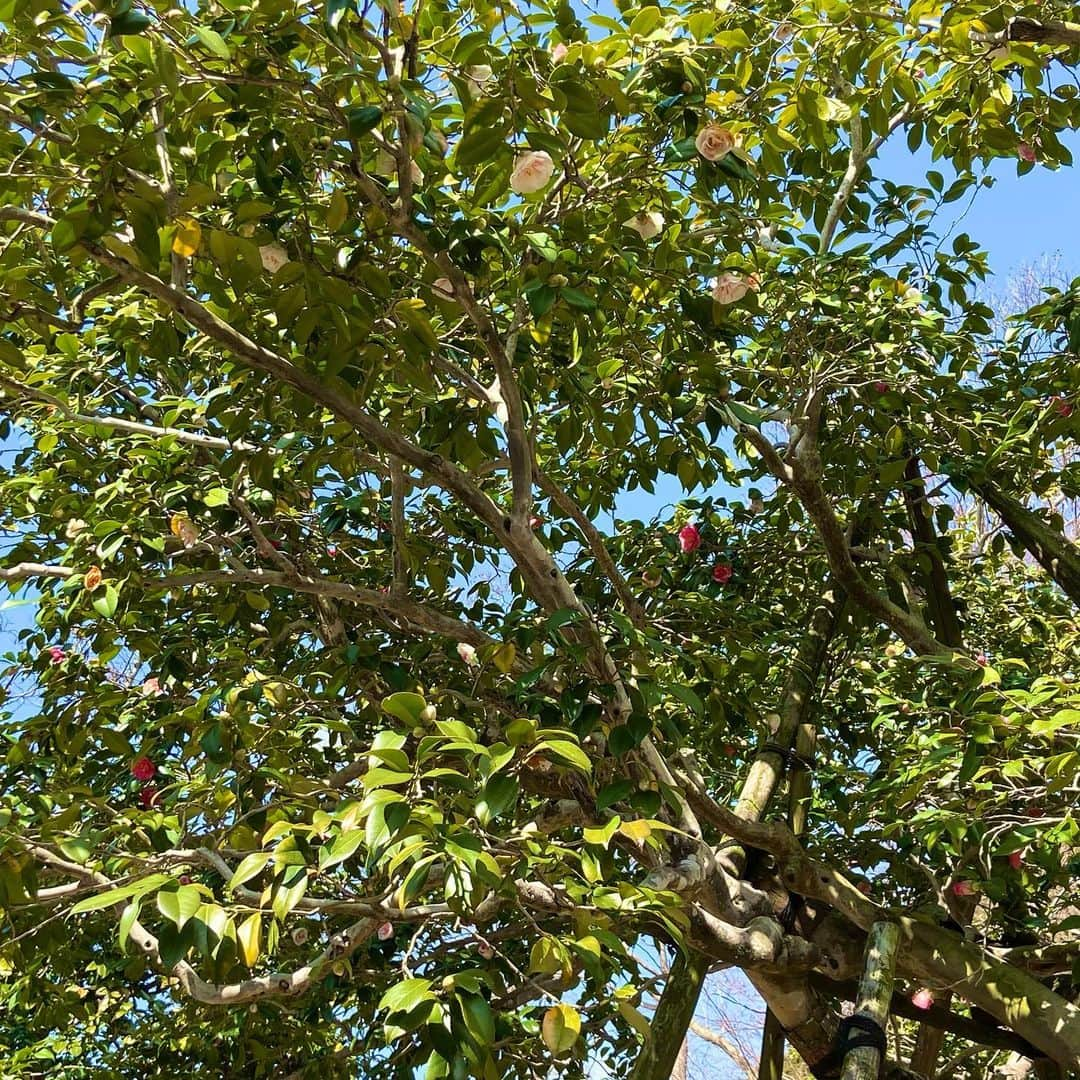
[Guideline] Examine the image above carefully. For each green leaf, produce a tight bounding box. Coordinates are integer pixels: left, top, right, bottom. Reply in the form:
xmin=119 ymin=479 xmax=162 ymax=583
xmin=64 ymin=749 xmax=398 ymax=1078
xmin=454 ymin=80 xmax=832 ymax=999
xmin=542 ymin=1003 xmax=581 ymax=1055
xmin=379 ymin=978 xmax=435 ymax=1015
xmin=382 ymin=693 xmax=427 ymax=726
xmin=227 ymin=851 xmax=272 ymax=891
xmin=91 ymin=583 xmax=120 ymax=619
xmin=476 ymin=775 xmax=518 ymax=825
xmin=560 ymin=287 xmax=597 ymax=311
xmin=70 ymin=874 xmax=173 ymax=914
xmin=157 ymin=884 xmax=202 ymax=930
xmin=108 ymin=9 xmax=153 ymax=35
xmin=118 ymin=900 xmax=141 ymax=950
xmin=193 ymin=26 xmax=231 ymax=59
xmin=535 ymin=739 xmax=591 ymax=774
xmin=347 ymin=105 xmax=384 ymax=138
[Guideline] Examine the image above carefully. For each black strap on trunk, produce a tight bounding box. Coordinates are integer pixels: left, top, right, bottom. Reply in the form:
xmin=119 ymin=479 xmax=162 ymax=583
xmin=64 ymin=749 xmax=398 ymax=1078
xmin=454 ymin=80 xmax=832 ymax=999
xmin=813 ymin=1013 xmax=888 ymax=1077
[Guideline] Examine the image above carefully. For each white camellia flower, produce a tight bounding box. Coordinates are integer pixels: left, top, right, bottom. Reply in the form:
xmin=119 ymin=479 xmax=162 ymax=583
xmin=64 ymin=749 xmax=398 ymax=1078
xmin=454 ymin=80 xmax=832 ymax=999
xmin=695 ymin=123 xmax=735 ymax=162
xmin=711 ymin=273 xmax=750 ymax=305
xmin=457 ymin=642 xmax=478 ymax=665
xmin=65 ymin=518 xmax=87 ymax=539
xmin=466 ymin=65 xmax=493 ymax=93
xmin=623 ymin=211 xmax=664 ymax=240
xmin=509 ymin=150 xmax=555 ymax=195
xmin=259 ymin=243 xmax=289 ymax=273
xmin=551 ymin=42 xmax=568 ymax=63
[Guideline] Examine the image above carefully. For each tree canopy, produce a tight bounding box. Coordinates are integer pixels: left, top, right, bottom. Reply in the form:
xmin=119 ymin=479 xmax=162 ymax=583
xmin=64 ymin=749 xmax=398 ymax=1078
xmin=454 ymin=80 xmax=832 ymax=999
xmin=1 ymin=0 xmax=1079 ymax=1075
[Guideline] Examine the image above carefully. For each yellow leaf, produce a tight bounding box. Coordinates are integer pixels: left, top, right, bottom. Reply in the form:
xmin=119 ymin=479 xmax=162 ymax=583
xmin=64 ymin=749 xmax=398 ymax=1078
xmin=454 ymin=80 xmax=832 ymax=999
xmin=171 ymin=217 xmax=202 ymax=258
xmin=618 ymin=819 xmax=653 ymax=842
xmin=237 ymin=912 xmax=261 ymax=966
xmin=617 ymin=1000 xmax=651 ymax=1039
xmin=262 ymin=681 xmax=289 ymax=707
xmin=492 ymin=642 xmax=516 ymax=674
xmin=541 ymin=1003 xmax=581 ymax=1055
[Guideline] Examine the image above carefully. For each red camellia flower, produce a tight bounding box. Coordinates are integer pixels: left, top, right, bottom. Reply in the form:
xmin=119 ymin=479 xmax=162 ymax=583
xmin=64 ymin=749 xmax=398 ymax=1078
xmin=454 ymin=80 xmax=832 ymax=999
xmin=712 ymin=563 xmax=733 ymax=584
xmin=131 ymin=756 xmax=156 ymax=781
xmin=1051 ymin=396 xmax=1073 ymax=417
xmin=1008 ymin=850 xmax=1023 ymax=870
xmin=951 ymin=880 xmax=975 ymax=897
xmin=678 ymin=524 xmax=701 ymax=553
xmin=138 ymin=784 xmax=159 ymax=809
xmin=911 ymin=988 xmax=934 ymax=1010
xmin=377 ymin=921 xmax=394 ymax=941
xmin=873 ymin=380 xmax=889 ymax=393
xmin=47 ymin=645 xmax=66 ymax=664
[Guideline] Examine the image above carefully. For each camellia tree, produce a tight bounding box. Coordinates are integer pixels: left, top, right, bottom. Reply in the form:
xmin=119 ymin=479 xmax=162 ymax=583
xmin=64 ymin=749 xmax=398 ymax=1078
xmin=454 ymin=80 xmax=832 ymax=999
xmin=1 ymin=0 xmax=1080 ymax=1075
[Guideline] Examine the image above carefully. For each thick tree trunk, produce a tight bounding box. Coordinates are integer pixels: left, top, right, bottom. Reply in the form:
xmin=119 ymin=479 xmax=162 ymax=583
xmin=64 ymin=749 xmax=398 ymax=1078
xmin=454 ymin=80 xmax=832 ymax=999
xmin=969 ymin=476 xmax=1080 ymax=607
xmin=629 ymin=949 xmax=708 ymax=1080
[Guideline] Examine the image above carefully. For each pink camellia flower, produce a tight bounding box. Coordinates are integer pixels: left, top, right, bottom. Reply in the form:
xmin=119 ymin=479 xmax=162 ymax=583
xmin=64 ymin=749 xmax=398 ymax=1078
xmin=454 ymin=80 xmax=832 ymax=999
xmin=712 ymin=563 xmax=733 ymax=584
xmin=377 ymin=921 xmax=394 ymax=941
xmin=873 ymin=380 xmax=889 ymax=393
xmin=131 ymin=756 xmax=156 ymax=782
xmin=695 ymin=123 xmax=735 ymax=162
xmin=678 ymin=524 xmax=702 ymax=553
xmin=259 ymin=243 xmax=289 ymax=273
xmin=551 ymin=41 xmax=568 ymax=63
xmin=711 ymin=273 xmax=750 ymax=305
xmin=457 ymin=642 xmax=478 ymax=666
xmin=1051 ymin=396 xmax=1073 ymax=417
xmin=911 ymin=988 xmax=934 ymax=1010
xmin=1008 ymin=850 xmax=1023 ymax=870
xmin=141 ymin=676 xmax=163 ymax=697
xmin=326 ymin=545 xmax=338 ymax=557
xmin=951 ymin=879 xmax=975 ymax=897
xmin=976 ymin=652 xmax=987 ymax=666
xmin=47 ymin=646 xmax=66 ymax=665
xmin=432 ymin=277 xmax=455 ymax=300
xmin=477 ymin=941 xmax=495 ymax=959
xmin=509 ymin=150 xmax=555 ymax=195
xmin=623 ymin=211 xmax=664 ymax=240
xmin=1018 ymin=141 xmax=1037 ymax=163
xmin=138 ymin=784 xmax=159 ymax=809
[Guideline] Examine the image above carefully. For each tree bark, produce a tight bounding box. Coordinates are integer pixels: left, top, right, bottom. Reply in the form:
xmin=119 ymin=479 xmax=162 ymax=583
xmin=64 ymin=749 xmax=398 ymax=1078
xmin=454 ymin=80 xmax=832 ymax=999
xmin=758 ymin=1008 xmax=786 ymax=1080
xmin=969 ymin=476 xmax=1080 ymax=607
xmin=629 ymin=950 xmax=709 ymax=1080
xmin=841 ymin=922 xmax=900 ymax=1080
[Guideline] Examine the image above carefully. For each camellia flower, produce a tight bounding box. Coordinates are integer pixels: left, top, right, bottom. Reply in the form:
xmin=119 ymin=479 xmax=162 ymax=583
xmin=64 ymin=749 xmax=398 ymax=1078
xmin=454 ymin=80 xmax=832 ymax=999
xmin=377 ymin=921 xmax=394 ymax=941
xmin=65 ymin=518 xmax=87 ymax=540
xmin=1051 ymin=395 xmax=1073 ymax=417
xmin=623 ymin=211 xmax=664 ymax=240
xmin=326 ymin=545 xmax=338 ymax=557
xmin=551 ymin=41 xmax=568 ymax=63
xmin=477 ymin=941 xmax=495 ymax=959
xmin=47 ymin=645 xmax=66 ymax=665
xmin=138 ymin=784 xmax=159 ymax=809
xmin=695 ymin=123 xmax=735 ymax=162
xmin=951 ymin=879 xmax=975 ymax=897
xmin=678 ymin=524 xmax=701 ymax=553
xmin=911 ymin=988 xmax=934 ymax=1010
xmin=873 ymin=380 xmax=890 ymax=393
xmin=711 ymin=273 xmax=751 ymax=305
xmin=529 ymin=515 xmax=543 ymax=529
xmin=1008 ymin=850 xmax=1023 ymax=869
xmin=509 ymin=150 xmax=555 ymax=195
xmin=457 ymin=642 xmax=478 ymax=665
xmin=84 ymin=565 xmax=102 ymax=591
xmin=259 ymin=244 xmax=289 ymax=273
xmin=131 ymin=756 xmax=156 ymax=781
xmin=432 ymin=277 xmax=455 ymax=300
xmin=1018 ymin=141 xmax=1037 ymax=163
xmin=141 ymin=676 xmax=164 ymax=697
xmin=712 ymin=562 xmax=733 ymax=584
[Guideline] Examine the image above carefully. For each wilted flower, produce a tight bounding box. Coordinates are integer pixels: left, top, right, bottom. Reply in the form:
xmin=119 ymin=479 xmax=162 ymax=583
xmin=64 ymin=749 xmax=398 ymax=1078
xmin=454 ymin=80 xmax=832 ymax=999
xmin=695 ymin=123 xmax=735 ymax=162
xmin=711 ymin=273 xmax=750 ymax=305
xmin=169 ymin=513 xmax=199 ymax=549
xmin=377 ymin=921 xmax=394 ymax=941
xmin=259 ymin=244 xmax=289 ymax=273
xmin=291 ymin=927 xmax=309 ymax=946
xmin=510 ymin=151 xmax=555 ymax=195
xmin=623 ymin=211 xmax=664 ymax=240
xmin=749 ymin=497 xmax=764 ymax=515
xmin=642 ymin=569 xmax=661 ymax=588
xmin=678 ymin=524 xmax=701 ymax=553
xmin=457 ymin=642 xmax=478 ymax=665
xmin=83 ymin=565 xmax=102 ymax=591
